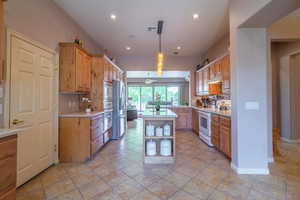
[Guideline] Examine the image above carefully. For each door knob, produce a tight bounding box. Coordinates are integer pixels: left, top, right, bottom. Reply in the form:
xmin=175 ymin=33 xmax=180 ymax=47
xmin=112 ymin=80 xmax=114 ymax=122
xmin=12 ymin=119 xmax=24 ymax=125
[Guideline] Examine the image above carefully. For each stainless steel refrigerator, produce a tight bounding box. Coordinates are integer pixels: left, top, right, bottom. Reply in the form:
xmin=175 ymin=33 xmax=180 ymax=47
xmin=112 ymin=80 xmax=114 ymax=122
xmin=112 ymin=80 xmax=127 ymax=139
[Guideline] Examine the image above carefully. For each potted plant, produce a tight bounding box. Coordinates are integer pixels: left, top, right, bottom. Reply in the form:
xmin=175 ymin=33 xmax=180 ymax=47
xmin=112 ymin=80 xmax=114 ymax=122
xmin=154 ymin=93 xmax=161 ymax=111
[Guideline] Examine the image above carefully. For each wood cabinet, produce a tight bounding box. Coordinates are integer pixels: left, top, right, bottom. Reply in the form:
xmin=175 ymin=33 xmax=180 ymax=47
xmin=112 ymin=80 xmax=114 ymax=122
xmin=192 ymin=109 xmax=199 ymax=135
xmin=195 ymin=54 xmax=230 ymax=96
xmin=203 ymin=68 xmax=210 ymax=94
xmin=220 ymin=116 xmax=231 ymax=158
xmin=195 ymin=71 xmax=204 ymax=96
xmin=59 ymin=43 xmax=91 ymax=93
xmin=59 ymin=114 xmax=112 ymax=162
xmin=0 ymin=135 xmax=17 ymax=200
xmin=209 ymin=62 xmax=221 ymax=81
xmin=170 ymin=107 xmax=192 ymax=130
xmin=211 ymin=114 xmax=231 ymax=159
xmin=91 ymin=56 xmax=104 ymax=111
xmin=0 ymin=0 xmax=4 ymax=81
xmin=221 ymin=55 xmax=230 ymax=90
xmin=211 ymin=114 xmax=220 ymax=149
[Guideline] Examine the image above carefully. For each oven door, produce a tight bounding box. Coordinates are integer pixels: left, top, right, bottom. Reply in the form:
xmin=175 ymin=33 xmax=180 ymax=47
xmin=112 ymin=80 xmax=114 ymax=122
xmin=103 ymin=82 xmax=113 ymax=101
xmin=199 ymin=112 xmax=211 ymax=137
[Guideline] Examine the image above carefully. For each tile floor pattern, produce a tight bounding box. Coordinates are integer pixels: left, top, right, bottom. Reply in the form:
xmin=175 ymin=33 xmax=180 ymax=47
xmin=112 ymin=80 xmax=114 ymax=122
xmin=17 ymin=119 xmax=300 ymax=200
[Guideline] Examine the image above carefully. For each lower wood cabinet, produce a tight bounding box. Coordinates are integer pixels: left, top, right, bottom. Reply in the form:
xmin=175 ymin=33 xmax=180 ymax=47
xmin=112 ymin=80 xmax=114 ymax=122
xmin=211 ymin=114 xmax=220 ymax=149
xmin=170 ymin=107 xmax=192 ymax=130
xmin=211 ymin=114 xmax=231 ymax=159
xmin=0 ymin=135 xmax=17 ymax=200
xmin=192 ymin=109 xmax=199 ymax=135
xmin=59 ymin=114 xmax=111 ymax=163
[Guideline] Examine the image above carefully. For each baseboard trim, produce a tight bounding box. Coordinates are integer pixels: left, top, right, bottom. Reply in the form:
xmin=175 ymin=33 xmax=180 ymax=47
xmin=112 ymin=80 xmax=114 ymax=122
xmin=281 ymin=137 xmax=300 ymax=144
xmin=231 ymin=163 xmax=270 ymax=175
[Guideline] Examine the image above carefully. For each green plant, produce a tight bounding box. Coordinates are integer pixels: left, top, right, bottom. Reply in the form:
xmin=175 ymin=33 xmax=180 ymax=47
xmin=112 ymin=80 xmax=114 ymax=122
xmin=155 ymin=93 xmax=161 ymax=111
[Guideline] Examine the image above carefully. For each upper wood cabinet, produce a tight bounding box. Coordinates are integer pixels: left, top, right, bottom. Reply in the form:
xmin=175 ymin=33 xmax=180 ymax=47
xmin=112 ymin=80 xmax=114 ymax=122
xmin=59 ymin=43 xmax=92 ymax=93
xmin=209 ymin=62 xmax=221 ymax=81
xmin=221 ymin=55 xmax=230 ymax=90
xmin=0 ymin=0 xmax=5 ymax=81
xmin=91 ymin=56 xmax=104 ymax=111
xmin=203 ymin=68 xmax=210 ymax=94
xmin=195 ymin=54 xmax=230 ymax=96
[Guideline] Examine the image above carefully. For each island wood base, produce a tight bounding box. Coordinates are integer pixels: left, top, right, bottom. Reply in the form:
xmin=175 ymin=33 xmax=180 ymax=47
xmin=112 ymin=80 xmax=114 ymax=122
xmin=142 ymin=110 xmax=177 ymax=164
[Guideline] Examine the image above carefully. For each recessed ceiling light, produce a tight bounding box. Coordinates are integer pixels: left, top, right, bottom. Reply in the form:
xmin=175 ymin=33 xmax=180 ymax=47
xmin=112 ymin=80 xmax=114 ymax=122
xmin=176 ymin=46 xmax=181 ymax=50
xmin=125 ymin=46 xmax=131 ymax=51
xmin=110 ymin=14 xmax=117 ymax=20
xmin=193 ymin=13 xmax=199 ymax=19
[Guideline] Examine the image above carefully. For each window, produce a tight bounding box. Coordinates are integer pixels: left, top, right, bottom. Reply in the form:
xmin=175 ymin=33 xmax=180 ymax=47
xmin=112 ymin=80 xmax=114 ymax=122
xmin=141 ymin=87 xmax=153 ymax=111
xmin=128 ymin=85 xmax=181 ymax=111
xmin=167 ymin=87 xmax=179 ymax=106
xmin=128 ymin=86 xmax=140 ymax=110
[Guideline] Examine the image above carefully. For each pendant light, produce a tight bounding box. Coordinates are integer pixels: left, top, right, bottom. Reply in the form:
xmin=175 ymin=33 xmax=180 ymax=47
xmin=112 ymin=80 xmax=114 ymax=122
xmin=157 ymin=20 xmax=164 ymax=75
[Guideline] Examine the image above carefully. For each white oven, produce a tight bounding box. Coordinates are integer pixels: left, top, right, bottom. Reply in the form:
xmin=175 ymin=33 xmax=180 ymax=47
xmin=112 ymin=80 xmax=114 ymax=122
xmin=198 ymin=111 xmax=213 ymax=146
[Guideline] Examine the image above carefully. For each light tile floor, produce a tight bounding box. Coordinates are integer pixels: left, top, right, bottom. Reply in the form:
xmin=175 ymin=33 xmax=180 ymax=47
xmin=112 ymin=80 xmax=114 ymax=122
xmin=17 ymin=119 xmax=300 ymax=200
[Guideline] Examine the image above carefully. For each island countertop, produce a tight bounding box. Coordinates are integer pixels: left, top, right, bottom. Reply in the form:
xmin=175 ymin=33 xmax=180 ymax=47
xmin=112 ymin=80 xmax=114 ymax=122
xmin=142 ymin=109 xmax=177 ymax=118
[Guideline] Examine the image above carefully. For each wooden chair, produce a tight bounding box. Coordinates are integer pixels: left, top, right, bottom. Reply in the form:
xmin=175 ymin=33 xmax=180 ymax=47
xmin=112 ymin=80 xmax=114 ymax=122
xmin=273 ymin=128 xmax=281 ymax=157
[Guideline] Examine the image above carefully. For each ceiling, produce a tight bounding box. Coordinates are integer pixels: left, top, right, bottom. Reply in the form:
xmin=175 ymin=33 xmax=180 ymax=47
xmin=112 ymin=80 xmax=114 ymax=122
xmin=54 ymin=0 xmax=229 ymax=57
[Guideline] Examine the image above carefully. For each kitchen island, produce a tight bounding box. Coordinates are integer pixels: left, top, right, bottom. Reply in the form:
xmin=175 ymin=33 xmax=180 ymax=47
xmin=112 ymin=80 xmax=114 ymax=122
xmin=142 ymin=109 xmax=177 ymax=164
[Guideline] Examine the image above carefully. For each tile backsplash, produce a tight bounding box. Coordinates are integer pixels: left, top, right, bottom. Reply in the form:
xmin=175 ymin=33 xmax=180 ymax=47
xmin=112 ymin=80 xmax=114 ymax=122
xmin=59 ymin=94 xmax=80 ymax=114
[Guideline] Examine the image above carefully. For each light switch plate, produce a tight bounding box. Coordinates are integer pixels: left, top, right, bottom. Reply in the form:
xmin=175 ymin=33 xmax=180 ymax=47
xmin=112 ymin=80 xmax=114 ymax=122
xmin=0 ymin=87 xmax=3 ymax=98
xmin=245 ymin=101 xmax=260 ymax=111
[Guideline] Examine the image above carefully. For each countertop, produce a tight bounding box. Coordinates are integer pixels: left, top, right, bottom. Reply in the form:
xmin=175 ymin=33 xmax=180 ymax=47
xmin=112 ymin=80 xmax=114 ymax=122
xmin=192 ymin=106 xmax=231 ymax=117
xmin=142 ymin=109 xmax=177 ymax=118
xmin=0 ymin=129 xmax=19 ymax=139
xmin=59 ymin=111 xmax=107 ymax=118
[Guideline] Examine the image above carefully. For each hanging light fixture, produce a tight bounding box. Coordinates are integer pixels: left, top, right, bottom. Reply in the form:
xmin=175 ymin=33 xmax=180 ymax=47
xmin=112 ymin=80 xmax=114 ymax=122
xmin=157 ymin=20 xmax=164 ymax=75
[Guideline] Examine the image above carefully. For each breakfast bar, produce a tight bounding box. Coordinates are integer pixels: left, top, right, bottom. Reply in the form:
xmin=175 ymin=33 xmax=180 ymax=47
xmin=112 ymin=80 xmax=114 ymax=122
xmin=142 ymin=109 xmax=177 ymax=164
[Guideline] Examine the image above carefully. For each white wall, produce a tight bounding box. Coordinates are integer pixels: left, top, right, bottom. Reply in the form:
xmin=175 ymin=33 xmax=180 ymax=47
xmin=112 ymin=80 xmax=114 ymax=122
xmin=4 ymin=0 xmax=103 ymax=54
xmin=229 ymin=0 xmax=300 ymax=173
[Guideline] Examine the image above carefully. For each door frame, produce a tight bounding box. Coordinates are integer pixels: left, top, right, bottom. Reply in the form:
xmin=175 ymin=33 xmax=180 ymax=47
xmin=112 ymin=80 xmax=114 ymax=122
xmin=4 ymin=29 xmax=59 ymax=163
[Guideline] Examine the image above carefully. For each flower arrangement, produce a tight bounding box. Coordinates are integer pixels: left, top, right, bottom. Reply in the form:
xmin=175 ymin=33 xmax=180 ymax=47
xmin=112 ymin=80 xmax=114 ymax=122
xmin=154 ymin=93 xmax=161 ymax=111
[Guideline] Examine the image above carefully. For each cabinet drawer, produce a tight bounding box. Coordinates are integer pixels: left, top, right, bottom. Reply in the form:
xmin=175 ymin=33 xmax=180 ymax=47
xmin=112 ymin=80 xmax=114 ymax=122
xmin=91 ymin=136 xmax=104 ymax=155
xmin=0 ymin=155 xmax=16 ymax=197
xmin=91 ymin=127 xmax=103 ymax=141
xmin=91 ymin=116 xmax=104 ymax=129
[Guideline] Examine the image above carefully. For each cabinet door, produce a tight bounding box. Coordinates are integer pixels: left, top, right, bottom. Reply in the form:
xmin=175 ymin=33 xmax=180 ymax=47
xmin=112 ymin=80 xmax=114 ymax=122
xmin=0 ymin=0 xmax=4 ymax=80
xmin=203 ymin=68 xmax=210 ymax=93
xmin=75 ymin=48 xmax=86 ymax=91
xmin=83 ymin=55 xmax=91 ymax=91
xmin=195 ymin=72 xmax=199 ymax=96
xmin=221 ymin=55 xmax=230 ymax=89
xmin=209 ymin=64 xmax=215 ymax=81
xmin=0 ymin=136 xmax=17 ymax=198
xmin=220 ymin=117 xmax=231 ymax=158
xmin=211 ymin=114 xmax=220 ymax=149
xmin=175 ymin=113 xmax=187 ymax=129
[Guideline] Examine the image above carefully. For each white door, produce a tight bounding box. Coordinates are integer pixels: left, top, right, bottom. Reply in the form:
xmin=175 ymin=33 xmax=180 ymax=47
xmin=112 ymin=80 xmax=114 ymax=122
xmin=10 ymin=35 xmax=55 ymax=186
